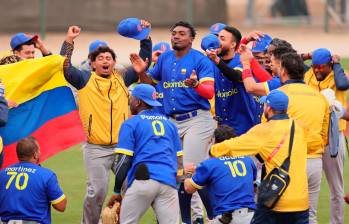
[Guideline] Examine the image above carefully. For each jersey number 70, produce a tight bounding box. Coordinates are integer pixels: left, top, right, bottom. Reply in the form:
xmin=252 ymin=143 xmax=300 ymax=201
xmin=6 ymin=171 xmax=29 ymax=190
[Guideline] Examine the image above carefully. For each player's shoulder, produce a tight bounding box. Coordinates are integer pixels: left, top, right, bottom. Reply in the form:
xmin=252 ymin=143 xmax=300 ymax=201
xmin=188 ymin=48 xmax=208 ymax=59
xmin=158 ymin=50 xmax=174 ymax=60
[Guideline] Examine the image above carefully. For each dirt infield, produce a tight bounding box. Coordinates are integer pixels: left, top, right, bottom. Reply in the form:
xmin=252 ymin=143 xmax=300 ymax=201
xmin=0 ymin=26 xmax=348 ymax=65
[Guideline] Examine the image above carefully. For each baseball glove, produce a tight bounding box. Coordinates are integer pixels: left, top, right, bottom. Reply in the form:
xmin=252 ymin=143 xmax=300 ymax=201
xmin=101 ymin=201 xmax=121 ymax=224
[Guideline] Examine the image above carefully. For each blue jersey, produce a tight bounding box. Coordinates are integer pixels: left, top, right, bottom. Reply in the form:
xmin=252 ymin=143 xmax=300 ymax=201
xmin=214 ymin=54 xmax=258 ymax=135
xmin=115 ymin=109 xmax=183 ymax=188
xmin=148 ymin=63 xmax=165 ymax=114
xmin=254 ymin=76 xmax=282 ymax=122
xmin=149 ymin=49 xmax=214 ymax=115
xmin=263 ymin=76 xmax=282 ymax=94
xmin=154 ymin=82 xmax=165 ymax=114
xmin=253 ymin=95 xmax=264 ymax=123
xmin=191 ymin=156 xmax=256 ymax=217
xmin=0 ymin=162 xmax=65 ymax=224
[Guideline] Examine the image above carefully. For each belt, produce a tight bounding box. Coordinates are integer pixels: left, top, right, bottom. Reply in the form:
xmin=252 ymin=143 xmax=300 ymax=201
xmin=171 ymin=110 xmax=198 ymax=121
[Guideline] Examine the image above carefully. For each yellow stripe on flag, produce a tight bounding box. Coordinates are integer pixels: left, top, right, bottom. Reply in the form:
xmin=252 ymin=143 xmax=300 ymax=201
xmin=0 ymin=55 xmax=67 ymax=105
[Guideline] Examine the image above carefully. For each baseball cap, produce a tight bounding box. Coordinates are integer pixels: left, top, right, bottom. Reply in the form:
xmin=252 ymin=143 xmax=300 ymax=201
xmin=117 ymin=18 xmax=150 ymax=40
xmin=132 ymin=84 xmax=162 ymax=107
xmin=251 ymin=34 xmax=272 ymax=53
xmin=201 ymin=34 xmax=220 ymax=51
xmin=260 ymin=89 xmax=289 ymax=111
xmin=209 ymin=23 xmax=226 ymax=35
xmin=152 ymin=42 xmax=171 ymax=53
xmin=89 ymin=40 xmax=108 ymax=54
xmin=312 ymin=48 xmax=332 ymax=65
xmin=10 ymin=33 xmax=38 ymax=50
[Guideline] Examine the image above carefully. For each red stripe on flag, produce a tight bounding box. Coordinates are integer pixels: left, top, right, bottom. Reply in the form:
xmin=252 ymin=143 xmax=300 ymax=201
xmin=2 ymin=110 xmax=85 ymax=168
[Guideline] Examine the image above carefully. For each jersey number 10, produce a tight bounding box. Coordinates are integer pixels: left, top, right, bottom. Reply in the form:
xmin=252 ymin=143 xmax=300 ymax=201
xmin=6 ymin=171 xmax=29 ymax=190
xmin=224 ymin=160 xmax=247 ymax=177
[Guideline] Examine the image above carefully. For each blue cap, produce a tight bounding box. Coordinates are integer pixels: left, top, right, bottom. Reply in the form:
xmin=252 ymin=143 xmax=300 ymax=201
xmin=132 ymin=84 xmax=162 ymax=107
xmin=117 ymin=18 xmax=150 ymax=40
xmin=89 ymin=40 xmax=108 ymax=54
xmin=201 ymin=34 xmax=220 ymax=51
xmin=152 ymin=42 xmax=171 ymax=53
xmin=251 ymin=34 xmax=272 ymax=53
xmin=209 ymin=23 xmax=226 ymax=35
xmin=312 ymin=48 xmax=331 ymax=65
xmin=10 ymin=33 xmax=38 ymax=50
xmin=260 ymin=89 xmax=289 ymax=111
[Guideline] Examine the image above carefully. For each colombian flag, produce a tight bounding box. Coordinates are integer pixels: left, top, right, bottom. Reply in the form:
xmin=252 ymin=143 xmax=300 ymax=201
xmin=0 ymin=55 xmax=85 ymax=168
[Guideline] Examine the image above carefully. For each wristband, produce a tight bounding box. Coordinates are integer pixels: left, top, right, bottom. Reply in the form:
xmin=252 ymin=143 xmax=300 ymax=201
xmin=242 ymin=69 xmax=253 ymax=79
xmin=113 ymin=191 xmax=121 ymax=195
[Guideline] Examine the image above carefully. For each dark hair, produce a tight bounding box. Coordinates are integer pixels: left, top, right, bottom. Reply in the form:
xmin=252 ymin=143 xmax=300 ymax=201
xmin=214 ymin=125 xmax=237 ymax=143
xmin=13 ymin=40 xmax=35 ymax=52
xmin=16 ymin=136 xmax=39 ymax=161
xmin=280 ymin=53 xmax=304 ymax=80
xmin=270 ymin=38 xmax=292 ymax=49
xmin=223 ymin=26 xmax=242 ymax=46
xmin=170 ymin=21 xmax=196 ymax=38
xmin=89 ymin=46 xmax=116 ymax=62
xmin=272 ymin=46 xmax=297 ymax=60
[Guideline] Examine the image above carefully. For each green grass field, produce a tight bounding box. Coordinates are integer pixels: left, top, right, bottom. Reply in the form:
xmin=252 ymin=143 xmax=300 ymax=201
xmin=44 ymin=58 xmax=349 ymax=223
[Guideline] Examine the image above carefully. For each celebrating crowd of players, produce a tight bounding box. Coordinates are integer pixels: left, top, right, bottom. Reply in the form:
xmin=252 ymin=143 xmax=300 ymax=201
xmin=0 ymin=17 xmax=348 ymax=224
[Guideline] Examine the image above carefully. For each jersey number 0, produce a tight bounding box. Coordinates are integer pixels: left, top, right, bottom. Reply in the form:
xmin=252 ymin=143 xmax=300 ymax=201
xmin=152 ymin=120 xmax=165 ymax=136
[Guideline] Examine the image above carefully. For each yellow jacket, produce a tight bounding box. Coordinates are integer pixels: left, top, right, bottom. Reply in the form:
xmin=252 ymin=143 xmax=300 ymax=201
xmin=77 ymin=72 xmax=129 ymax=145
xmin=278 ymin=82 xmax=330 ymax=158
xmin=211 ymin=116 xmax=309 ymax=212
xmin=304 ymin=69 xmax=346 ymax=131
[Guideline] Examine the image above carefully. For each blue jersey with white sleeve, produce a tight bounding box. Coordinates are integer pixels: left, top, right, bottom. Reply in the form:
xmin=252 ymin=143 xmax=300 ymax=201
xmin=115 ymin=109 xmax=183 ymax=188
xmin=0 ymin=162 xmax=65 ymax=224
xmin=149 ymin=49 xmax=214 ymax=115
xmin=190 ymin=156 xmax=256 ymax=217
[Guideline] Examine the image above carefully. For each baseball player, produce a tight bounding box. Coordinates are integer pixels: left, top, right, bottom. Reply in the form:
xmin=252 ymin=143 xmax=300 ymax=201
xmin=205 ymin=26 xmax=258 ymax=135
xmin=0 ymin=137 xmax=67 ymax=224
xmin=60 ymin=21 xmax=151 ymax=224
xmin=107 ymin=84 xmax=183 ymax=224
xmin=184 ymin=125 xmax=256 ymax=224
xmin=130 ymin=21 xmax=215 ymax=223
xmin=304 ymin=48 xmax=349 ymax=224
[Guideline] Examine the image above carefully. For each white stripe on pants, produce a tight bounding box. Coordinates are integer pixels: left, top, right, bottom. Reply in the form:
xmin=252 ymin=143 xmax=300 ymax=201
xmin=120 ymin=179 xmax=180 ymax=224
xmin=323 ymin=132 xmax=346 ymax=224
xmin=307 ymin=157 xmax=323 ymax=224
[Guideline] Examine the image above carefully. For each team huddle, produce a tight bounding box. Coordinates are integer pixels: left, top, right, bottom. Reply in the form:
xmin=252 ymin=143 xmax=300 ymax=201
xmin=0 ymin=17 xmax=348 ymax=224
